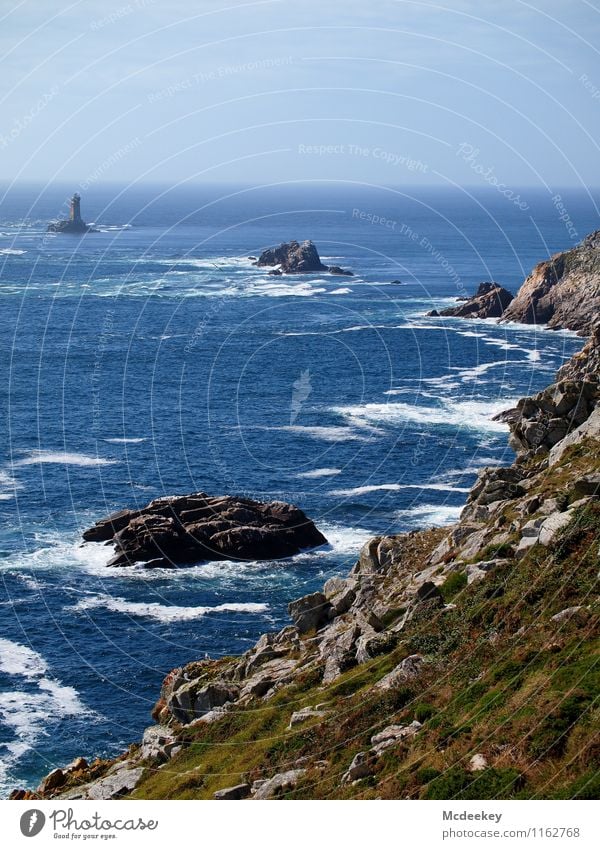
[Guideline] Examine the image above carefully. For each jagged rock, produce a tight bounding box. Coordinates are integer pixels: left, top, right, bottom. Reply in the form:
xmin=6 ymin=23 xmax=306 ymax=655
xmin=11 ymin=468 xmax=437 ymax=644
xmin=239 ymin=658 xmax=298 ymax=699
xmin=500 ymin=233 xmax=600 ymax=334
xmin=323 ymin=576 xmax=357 ymax=614
xmin=252 ymin=769 xmax=306 ymax=799
xmin=469 ymin=753 xmax=489 ymax=772
xmin=254 ymin=240 xmax=352 ymax=275
xmin=59 ymin=762 xmax=144 ymax=800
xmin=168 ymin=680 xmax=239 ymax=723
xmin=429 ymin=282 xmax=513 ymax=319
xmin=288 ymin=592 xmax=332 ymax=634
xmin=320 ymin=622 xmax=360 ymax=683
xmin=430 ymin=524 xmax=483 ymax=563
xmin=83 ymin=493 xmax=327 ymax=567
xmin=214 ymin=783 xmax=251 ymax=800
xmin=341 ymin=751 xmax=375 ymax=784
xmin=37 ymin=768 xmax=66 ymax=795
xmin=465 ymin=559 xmax=508 ymax=585
xmin=139 ymin=725 xmax=177 ymax=762
xmin=288 ymin=706 xmax=328 ymax=728
xmin=375 ymin=654 xmax=424 ymax=690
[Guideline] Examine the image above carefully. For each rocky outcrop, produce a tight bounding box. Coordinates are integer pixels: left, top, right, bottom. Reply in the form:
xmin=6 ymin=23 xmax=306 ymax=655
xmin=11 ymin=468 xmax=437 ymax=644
xmin=429 ymin=282 xmax=514 ymax=319
xmin=254 ymin=240 xmax=352 ymax=275
xmin=83 ymin=493 xmax=327 ymax=567
xmin=500 ymin=232 xmax=600 ymax=334
xmin=496 ymin=324 xmax=600 ymax=458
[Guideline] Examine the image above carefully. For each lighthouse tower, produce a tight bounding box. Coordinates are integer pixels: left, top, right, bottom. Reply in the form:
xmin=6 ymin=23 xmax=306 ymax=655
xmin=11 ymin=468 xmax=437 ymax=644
xmin=70 ymin=193 xmax=82 ymax=223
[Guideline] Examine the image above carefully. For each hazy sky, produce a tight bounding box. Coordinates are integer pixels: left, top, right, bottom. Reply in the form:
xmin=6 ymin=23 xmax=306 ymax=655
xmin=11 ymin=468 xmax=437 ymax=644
xmin=1 ymin=0 xmax=599 ymax=188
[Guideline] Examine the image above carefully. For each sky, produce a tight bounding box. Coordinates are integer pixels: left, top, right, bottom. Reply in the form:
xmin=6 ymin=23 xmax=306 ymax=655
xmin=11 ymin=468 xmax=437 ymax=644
xmin=0 ymin=0 xmax=600 ymax=189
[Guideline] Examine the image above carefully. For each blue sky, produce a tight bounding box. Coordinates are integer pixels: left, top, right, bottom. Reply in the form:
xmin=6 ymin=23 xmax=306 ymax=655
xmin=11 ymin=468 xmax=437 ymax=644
xmin=1 ymin=0 xmax=599 ymax=188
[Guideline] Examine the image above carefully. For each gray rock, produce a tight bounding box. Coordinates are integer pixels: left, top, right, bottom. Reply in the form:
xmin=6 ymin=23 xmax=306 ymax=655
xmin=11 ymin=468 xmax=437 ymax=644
xmin=252 ymin=769 xmax=306 ymax=799
xmin=370 ymin=721 xmax=422 ymax=755
xmin=288 ymin=706 xmax=328 ymax=729
xmin=375 ymin=654 xmax=424 ymax=690
xmin=341 ymin=751 xmax=375 ymax=784
xmin=140 ymin=725 xmax=177 ymax=762
xmin=538 ymin=510 xmax=574 ymax=546
xmin=355 ymin=631 xmax=397 ymax=665
xmin=214 ymin=783 xmax=251 ymax=800
xmin=288 ymin=592 xmax=332 ymax=634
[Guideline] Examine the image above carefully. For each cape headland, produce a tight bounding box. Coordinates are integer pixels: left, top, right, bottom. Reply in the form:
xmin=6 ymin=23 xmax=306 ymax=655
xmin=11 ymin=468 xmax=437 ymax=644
xmin=13 ymin=232 xmax=600 ymax=802
xmin=47 ymin=193 xmax=96 ymax=234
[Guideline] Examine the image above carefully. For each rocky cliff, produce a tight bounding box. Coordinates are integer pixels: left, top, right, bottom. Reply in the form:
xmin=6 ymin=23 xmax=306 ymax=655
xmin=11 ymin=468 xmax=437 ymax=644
xmin=15 ymin=326 xmax=599 ymax=802
xmin=500 ymin=232 xmax=600 ymax=334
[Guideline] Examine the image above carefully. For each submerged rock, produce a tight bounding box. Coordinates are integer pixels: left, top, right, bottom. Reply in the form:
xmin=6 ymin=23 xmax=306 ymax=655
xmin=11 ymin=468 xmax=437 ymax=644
xmin=83 ymin=493 xmax=327 ymax=567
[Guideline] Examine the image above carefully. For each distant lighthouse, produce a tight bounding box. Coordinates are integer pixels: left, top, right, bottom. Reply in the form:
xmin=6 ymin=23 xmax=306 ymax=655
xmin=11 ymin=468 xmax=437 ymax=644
xmin=47 ymin=192 xmax=95 ymax=234
xmin=70 ymin=192 xmax=82 ymax=223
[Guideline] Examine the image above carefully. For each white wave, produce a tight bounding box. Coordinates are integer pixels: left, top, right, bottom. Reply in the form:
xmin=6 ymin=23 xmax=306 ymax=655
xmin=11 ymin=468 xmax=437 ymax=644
xmin=282 ymin=425 xmax=375 ymax=443
xmin=329 ymin=287 xmax=352 ymax=295
xmin=0 ymin=248 xmax=26 ymax=255
xmin=103 ymin=437 xmax=147 ymax=444
xmin=395 ymin=503 xmax=463 ymax=527
xmin=329 ymin=482 xmax=470 ymax=497
xmin=70 ymin=594 xmax=269 ymax=622
xmin=0 ymin=638 xmax=48 ymax=678
xmin=14 ymin=450 xmax=118 ymax=467
xmin=331 ymin=397 xmax=516 ymax=434
xmin=296 ymin=468 xmax=342 ymax=478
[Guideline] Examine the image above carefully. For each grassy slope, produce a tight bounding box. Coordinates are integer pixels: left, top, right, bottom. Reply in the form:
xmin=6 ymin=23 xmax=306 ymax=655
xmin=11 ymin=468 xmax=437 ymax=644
xmin=128 ymin=441 xmax=599 ymax=801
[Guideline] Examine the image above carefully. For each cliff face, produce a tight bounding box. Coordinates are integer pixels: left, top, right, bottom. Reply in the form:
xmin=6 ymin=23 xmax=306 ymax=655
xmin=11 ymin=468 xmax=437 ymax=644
xmin=500 ymin=232 xmax=600 ymax=334
xmin=17 ymin=329 xmax=600 ymax=802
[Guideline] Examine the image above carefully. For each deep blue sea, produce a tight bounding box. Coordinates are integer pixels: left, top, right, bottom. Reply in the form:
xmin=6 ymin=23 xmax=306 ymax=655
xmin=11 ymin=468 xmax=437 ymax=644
xmin=0 ymin=182 xmax=597 ymax=795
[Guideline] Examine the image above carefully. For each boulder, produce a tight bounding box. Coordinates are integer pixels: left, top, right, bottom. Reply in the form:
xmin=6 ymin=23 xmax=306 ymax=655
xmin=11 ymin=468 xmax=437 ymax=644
xmin=375 ymin=654 xmax=424 ymax=690
xmin=252 ymin=769 xmax=305 ymax=799
xmin=83 ymin=494 xmax=327 ymax=568
xmin=341 ymin=751 xmax=375 ymax=784
xmin=288 ymin=592 xmax=332 ymax=634
xmin=214 ymin=783 xmax=251 ymax=800
xmin=288 ymin=706 xmax=328 ymax=729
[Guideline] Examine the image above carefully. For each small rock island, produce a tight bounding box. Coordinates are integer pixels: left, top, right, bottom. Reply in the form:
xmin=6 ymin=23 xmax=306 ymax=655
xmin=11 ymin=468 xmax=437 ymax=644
xmin=83 ymin=492 xmax=328 ymax=568
xmin=254 ymin=239 xmax=353 ymax=276
xmin=47 ymin=192 xmax=96 ymax=234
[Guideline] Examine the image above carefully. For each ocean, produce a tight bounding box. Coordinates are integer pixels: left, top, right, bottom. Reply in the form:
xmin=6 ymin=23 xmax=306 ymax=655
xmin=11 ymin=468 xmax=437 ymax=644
xmin=0 ymin=182 xmax=596 ymax=796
